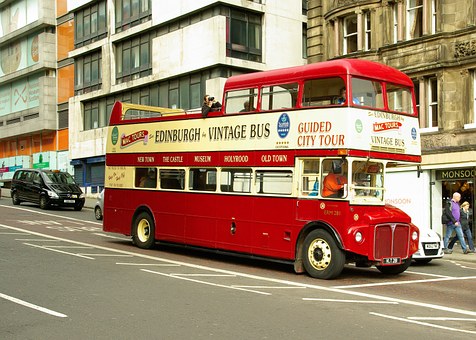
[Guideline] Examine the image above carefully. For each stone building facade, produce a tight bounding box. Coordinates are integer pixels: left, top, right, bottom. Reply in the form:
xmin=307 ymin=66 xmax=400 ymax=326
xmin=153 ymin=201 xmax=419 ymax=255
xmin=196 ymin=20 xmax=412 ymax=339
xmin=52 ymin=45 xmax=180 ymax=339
xmin=308 ymin=0 xmax=476 ymax=238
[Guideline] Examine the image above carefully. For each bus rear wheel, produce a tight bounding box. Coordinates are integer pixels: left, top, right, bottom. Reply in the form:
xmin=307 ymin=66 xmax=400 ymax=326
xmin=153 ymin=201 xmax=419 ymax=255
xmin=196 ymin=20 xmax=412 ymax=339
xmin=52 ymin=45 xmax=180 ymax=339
xmin=302 ymin=229 xmax=345 ymax=280
xmin=132 ymin=212 xmax=155 ymax=249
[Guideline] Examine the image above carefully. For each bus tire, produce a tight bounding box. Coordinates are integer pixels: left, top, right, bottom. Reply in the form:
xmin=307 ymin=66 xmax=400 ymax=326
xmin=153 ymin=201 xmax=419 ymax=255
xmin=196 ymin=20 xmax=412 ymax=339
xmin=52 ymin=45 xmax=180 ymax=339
xmin=302 ymin=229 xmax=345 ymax=280
xmin=376 ymin=258 xmax=411 ymax=275
xmin=132 ymin=212 xmax=155 ymax=249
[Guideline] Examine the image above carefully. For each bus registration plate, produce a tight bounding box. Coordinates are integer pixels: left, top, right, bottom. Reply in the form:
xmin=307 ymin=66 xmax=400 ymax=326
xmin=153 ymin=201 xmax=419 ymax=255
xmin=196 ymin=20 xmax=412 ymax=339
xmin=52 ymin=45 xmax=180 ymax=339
xmin=382 ymin=257 xmax=401 ymax=265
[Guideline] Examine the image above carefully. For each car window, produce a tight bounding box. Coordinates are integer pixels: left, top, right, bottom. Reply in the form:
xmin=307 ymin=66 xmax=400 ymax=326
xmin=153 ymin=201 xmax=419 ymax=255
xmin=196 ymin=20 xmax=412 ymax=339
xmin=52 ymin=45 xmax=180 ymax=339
xmin=44 ymin=172 xmax=76 ymax=184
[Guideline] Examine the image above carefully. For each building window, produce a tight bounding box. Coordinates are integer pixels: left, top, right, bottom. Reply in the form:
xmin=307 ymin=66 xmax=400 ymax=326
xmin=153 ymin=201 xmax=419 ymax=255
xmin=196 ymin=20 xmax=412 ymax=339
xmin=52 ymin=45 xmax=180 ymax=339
xmin=75 ymin=0 xmax=107 ymax=47
xmin=343 ymin=14 xmax=358 ymax=54
xmin=406 ymin=0 xmax=423 ymax=39
xmin=302 ymin=23 xmax=308 ymax=58
xmin=468 ymin=71 xmax=476 ymax=128
xmin=226 ymin=9 xmax=262 ymax=62
xmin=412 ymin=79 xmax=420 ymax=116
xmin=115 ymin=33 xmax=153 ymax=83
xmin=427 ymin=76 xmax=438 ymax=128
xmin=115 ymin=0 xmax=151 ymax=32
xmin=393 ymin=4 xmax=399 ymax=43
xmin=75 ymin=51 xmax=102 ymax=95
xmin=364 ymin=11 xmax=371 ymax=50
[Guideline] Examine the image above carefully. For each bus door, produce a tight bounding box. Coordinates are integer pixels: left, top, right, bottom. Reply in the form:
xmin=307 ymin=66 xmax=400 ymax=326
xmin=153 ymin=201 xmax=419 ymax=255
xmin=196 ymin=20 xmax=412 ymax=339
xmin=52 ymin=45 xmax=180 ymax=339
xmin=296 ymin=158 xmax=322 ymax=222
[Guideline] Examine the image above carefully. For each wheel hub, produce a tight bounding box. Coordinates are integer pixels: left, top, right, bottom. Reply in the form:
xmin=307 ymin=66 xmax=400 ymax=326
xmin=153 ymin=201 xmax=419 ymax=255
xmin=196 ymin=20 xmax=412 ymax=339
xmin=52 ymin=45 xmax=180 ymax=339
xmin=308 ymin=238 xmax=331 ymax=270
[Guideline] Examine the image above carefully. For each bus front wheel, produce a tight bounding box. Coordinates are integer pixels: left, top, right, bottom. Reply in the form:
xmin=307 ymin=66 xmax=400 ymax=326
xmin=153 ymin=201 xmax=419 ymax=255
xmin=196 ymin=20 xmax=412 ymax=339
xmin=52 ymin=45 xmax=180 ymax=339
xmin=132 ymin=212 xmax=155 ymax=249
xmin=302 ymin=229 xmax=345 ymax=280
xmin=376 ymin=258 xmax=411 ymax=275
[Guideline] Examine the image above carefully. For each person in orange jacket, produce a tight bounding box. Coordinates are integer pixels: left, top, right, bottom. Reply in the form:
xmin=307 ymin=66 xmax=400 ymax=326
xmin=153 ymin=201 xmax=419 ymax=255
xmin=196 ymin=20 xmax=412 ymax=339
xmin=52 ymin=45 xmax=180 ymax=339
xmin=322 ymin=160 xmax=347 ymax=198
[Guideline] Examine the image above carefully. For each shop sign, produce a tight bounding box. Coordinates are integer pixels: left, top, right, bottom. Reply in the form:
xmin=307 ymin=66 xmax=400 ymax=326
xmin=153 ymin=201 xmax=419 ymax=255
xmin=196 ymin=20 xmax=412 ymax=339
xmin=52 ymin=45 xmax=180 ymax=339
xmin=435 ymin=168 xmax=476 ymax=180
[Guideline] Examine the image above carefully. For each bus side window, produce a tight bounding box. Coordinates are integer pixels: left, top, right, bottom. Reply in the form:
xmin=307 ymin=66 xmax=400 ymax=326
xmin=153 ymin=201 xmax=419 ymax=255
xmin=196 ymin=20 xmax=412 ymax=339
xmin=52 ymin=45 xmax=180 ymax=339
xmin=225 ymin=89 xmax=257 ymax=114
xmin=255 ymin=170 xmax=293 ymax=195
xmin=220 ymin=168 xmax=252 ymax=193
xmin=299 ymin=158 xmax=320 ymax=196
xmin=261 ymin=83 xmax=298 ymax=111
xmin=302 ymin=77 xmax=345 ymax=107
xmin=159 ymin=169 xmax=185 ymax=190
xmin=189 ymin=168 xmax=217 ymax=191
xmin=136 ymin=168 xmax=149 ymax=187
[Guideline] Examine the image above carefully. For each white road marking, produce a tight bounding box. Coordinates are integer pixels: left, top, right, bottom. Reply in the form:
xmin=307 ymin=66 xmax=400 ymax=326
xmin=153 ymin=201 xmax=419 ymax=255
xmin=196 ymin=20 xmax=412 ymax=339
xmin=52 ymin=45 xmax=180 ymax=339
xmin=405 ymin=270 xmax=452 ymax=278
xmin=94 ymin=233 xmax=130 ymax=240
xmin=170 ymin=273 xmax=236 ymax=277
xmin=234 ymin=286 xmax=306 ymax=289
xmin=370 ymin=312 xmax=476 ymax=335
xmin=141 ymin=269 xmax=271 ymax=295
xmin=303 ymin=298 xmax=398 ymax=304
xmin=23 ymin=243 xmax=94 ymax=260
xmin=2 ymin=222 xmax=476 ymax=318
xmin=408 ymin=317 xmax=476 ymax=321
xmin=116 ymin=262 xmax=180 ymax=267
xmin=332 ymin=275 xmax=476 ymax=289
xmin=15 ymin=239 xmax=60 ymax=242
xmin=0 ymin=292 xmax=67 ymax=318
xmin=78 ymin=253 xmax=133 ymax=257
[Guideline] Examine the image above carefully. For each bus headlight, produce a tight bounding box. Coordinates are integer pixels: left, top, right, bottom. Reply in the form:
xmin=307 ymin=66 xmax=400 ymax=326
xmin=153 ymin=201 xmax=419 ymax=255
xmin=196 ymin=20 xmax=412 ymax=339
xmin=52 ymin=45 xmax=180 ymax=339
xmin=355 ymin=231 xmax=363 ymax=243
xmin=412 ymin=231 xmax=418 ymax=241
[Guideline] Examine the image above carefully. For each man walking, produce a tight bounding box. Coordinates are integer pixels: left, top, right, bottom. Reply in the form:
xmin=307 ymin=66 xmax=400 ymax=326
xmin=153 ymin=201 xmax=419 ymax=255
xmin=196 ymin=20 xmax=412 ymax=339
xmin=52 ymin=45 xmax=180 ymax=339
xmin=443 ymin=192 xmax=470 ymax=254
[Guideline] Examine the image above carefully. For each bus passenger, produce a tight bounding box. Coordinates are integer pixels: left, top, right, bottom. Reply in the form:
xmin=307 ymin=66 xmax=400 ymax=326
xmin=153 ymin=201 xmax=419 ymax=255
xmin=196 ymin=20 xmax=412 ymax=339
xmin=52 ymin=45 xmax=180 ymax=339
xmin=141 ymin=168 xmax=157 ymax=188
xmin=322 ymin=160 xmax=347 ymax=198
xmin=337 ymin=87 xmax=360 ymax=105
xmin=240 ymin=101 xmax=255 ymax=112
xmin=201 ymin=94 xmax=222 ymax=117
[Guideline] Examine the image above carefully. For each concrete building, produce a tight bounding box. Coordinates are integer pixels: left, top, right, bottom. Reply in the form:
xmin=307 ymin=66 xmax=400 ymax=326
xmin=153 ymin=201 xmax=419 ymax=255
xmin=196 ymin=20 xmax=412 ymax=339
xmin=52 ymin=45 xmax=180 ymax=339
xmin=0 ymin=0 xmax=73 ymax=184
xmin=307 ymin=0 xmax=476 ymax=237
xmin=67 ymin=0 xmax=308 ymax=195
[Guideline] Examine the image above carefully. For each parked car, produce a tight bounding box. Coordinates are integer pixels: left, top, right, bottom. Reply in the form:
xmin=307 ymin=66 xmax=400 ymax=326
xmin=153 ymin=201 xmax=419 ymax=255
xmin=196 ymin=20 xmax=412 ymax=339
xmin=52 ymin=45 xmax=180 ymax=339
xmin=11 ymin=169 xmax=85 ymax=211
xmin=94 ymin=189 xmax=104 ymax=220
xmin=412 ymin=228 xmax=444 ymax=264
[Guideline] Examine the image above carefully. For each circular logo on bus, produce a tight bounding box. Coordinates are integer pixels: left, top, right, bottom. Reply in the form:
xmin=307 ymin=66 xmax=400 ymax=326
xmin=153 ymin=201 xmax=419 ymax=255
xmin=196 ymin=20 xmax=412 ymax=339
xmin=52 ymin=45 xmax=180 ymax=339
xmin=277 ymin=113 xmax=290 ymax=138
xmin=355 ymin=119 xmax=363 ymax=133
xmin=411 ymin=127 xmax=417 ymax=140
xmin=111 ymin=126 xmax=119 ymax=145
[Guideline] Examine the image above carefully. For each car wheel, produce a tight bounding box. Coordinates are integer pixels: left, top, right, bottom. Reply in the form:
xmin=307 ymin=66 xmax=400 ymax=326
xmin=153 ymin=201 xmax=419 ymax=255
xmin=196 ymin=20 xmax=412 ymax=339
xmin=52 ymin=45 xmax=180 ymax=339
xmin=39 ymin=196 xmax=49 ymax=210
xmin=302 ymin=229 xmax=345 ymax=279
xmin=95 ymin=206 xmax=103 ymax=220
xmin=12 ymin=192 xmax=21 ymax=205
xmin=132 ymin=212 xmax=155 ymax=249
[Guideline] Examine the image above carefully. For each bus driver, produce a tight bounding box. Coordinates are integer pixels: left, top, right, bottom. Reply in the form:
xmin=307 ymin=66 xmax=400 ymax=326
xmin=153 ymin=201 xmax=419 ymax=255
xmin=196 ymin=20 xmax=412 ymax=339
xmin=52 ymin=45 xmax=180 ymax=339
xmin=322 ymin=160 xmax=347 ymax=198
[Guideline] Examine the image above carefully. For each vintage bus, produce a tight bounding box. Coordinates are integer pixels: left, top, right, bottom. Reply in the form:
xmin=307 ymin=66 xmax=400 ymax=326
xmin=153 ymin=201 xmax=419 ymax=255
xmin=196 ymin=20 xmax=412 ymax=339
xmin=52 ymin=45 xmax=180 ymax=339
xmin=103 ymin=59 xmax=421 ymax=279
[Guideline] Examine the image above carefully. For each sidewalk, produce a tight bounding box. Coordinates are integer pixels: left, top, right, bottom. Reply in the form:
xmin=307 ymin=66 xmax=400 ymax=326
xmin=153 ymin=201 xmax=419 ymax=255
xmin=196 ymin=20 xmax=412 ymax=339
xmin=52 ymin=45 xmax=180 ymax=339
xmin=1 ymin=187 xmax=475 ymax=263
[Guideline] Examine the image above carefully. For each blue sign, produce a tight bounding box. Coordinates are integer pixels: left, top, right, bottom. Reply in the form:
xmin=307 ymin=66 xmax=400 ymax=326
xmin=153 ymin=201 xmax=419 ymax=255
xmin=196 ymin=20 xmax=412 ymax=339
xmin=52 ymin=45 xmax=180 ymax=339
xmin=277 ymin=113 xmax=290 ymax=138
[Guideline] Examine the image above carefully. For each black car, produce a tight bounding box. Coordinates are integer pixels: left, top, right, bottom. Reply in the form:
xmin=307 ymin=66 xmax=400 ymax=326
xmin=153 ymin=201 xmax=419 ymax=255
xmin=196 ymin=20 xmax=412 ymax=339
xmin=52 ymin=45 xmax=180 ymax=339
xmin=11 ymin=169 xmax=85 ymax=210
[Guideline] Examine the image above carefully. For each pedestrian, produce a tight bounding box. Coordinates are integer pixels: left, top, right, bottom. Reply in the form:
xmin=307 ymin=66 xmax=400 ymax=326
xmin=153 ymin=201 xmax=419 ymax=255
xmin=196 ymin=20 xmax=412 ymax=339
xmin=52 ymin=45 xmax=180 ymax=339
xmin=448 ymin=201 xmax=475 ymax=253
xmin=442 ymin=192 xmax=470 ymax=254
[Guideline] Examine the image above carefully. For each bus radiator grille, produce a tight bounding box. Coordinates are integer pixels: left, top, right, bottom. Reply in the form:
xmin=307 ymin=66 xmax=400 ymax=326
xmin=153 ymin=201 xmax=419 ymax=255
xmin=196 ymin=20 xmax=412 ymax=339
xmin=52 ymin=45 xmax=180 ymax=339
xmin=374 ymin=224 xmax=410 ymax=260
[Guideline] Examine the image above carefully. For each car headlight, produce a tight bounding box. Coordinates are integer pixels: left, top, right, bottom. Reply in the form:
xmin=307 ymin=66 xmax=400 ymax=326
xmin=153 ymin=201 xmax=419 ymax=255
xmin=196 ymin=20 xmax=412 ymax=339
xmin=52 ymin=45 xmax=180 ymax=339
xmin=354 ymin=231 xmax=363 ymax=243
xmin=47 ymin=190 xmax=59 ymax=199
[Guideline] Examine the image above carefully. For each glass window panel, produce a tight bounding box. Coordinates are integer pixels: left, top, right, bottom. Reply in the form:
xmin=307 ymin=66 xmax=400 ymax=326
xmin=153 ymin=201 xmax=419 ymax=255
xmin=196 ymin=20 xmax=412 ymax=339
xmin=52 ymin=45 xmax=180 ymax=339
xmin=255 ymin=170 xmax=293 ymax=195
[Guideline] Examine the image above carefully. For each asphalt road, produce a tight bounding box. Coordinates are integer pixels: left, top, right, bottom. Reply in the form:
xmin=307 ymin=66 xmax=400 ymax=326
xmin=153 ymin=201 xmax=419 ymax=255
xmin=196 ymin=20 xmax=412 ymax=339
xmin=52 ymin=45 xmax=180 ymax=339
xmin=1 ymin=199 xmax=475 ymax=339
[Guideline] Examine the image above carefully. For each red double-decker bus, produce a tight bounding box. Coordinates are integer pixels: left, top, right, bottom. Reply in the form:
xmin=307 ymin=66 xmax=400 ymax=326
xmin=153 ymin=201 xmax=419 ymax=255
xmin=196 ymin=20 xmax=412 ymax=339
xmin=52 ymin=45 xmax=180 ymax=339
xmin=103 ymin=59 xmax=421 ymax=279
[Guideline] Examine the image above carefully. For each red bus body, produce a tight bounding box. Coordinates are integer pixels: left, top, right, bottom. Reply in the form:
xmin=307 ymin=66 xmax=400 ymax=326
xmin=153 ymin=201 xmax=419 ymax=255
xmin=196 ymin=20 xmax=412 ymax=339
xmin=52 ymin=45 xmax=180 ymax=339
xmin=103 ymin=59 xmax=421 ymax=279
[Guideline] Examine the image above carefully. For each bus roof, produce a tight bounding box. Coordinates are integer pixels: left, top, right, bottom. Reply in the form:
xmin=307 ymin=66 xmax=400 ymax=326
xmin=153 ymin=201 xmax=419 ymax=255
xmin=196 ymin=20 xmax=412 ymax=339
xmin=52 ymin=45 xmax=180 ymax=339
xmin=224 ymin=59 xmax=413 ymax=90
